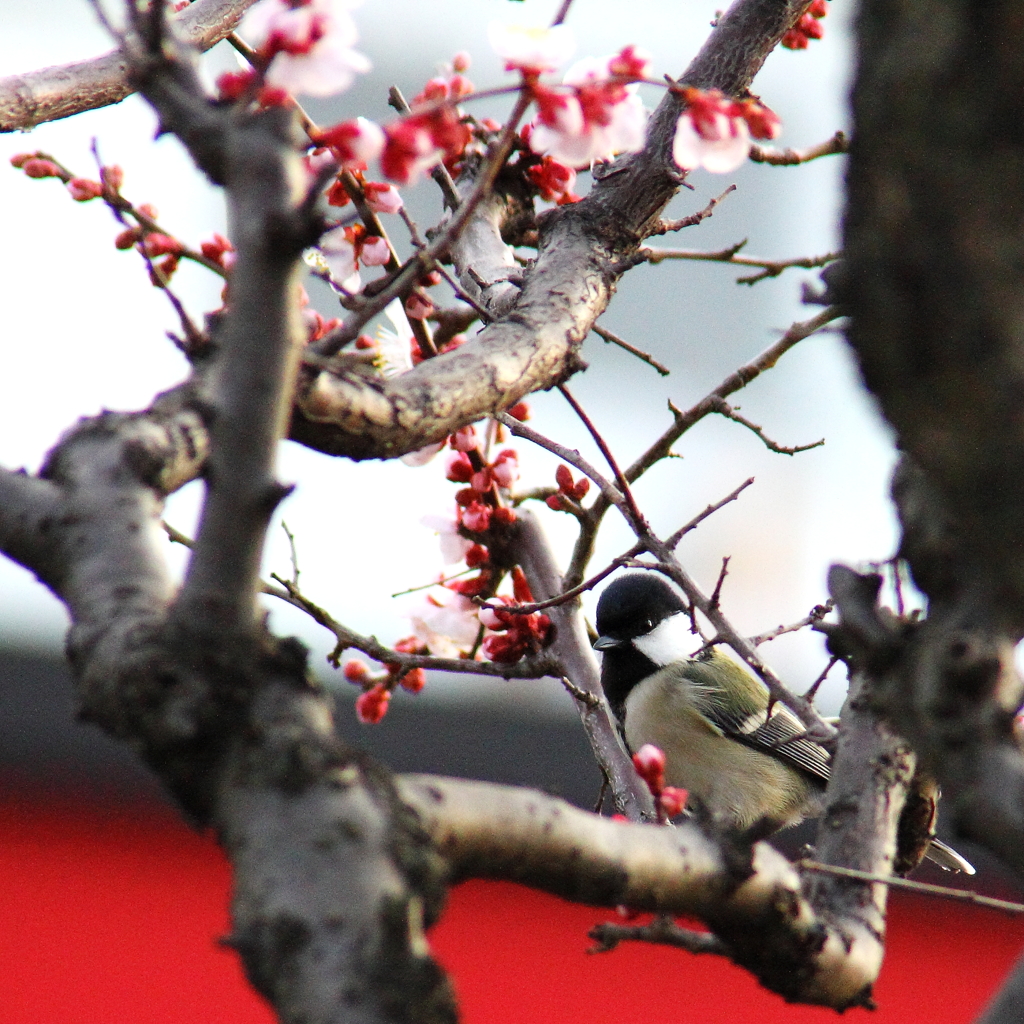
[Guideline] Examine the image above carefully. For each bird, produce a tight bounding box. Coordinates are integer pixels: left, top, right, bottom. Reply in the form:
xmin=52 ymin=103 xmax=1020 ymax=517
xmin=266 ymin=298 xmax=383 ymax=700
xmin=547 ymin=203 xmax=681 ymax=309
xmin=593 ymin=571 xmax=974 ymax=873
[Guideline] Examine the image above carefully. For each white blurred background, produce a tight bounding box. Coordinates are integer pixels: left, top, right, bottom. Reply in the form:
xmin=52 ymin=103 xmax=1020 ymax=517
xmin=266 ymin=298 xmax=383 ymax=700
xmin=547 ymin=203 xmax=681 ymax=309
xmin=0 ymin=0 xmax=896 ymax=716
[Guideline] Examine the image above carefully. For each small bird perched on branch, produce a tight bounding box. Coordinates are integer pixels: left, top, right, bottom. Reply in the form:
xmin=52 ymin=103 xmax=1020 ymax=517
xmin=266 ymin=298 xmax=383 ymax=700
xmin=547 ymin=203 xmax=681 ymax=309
xmin=594 ymin=572 xmax=974 ymax=874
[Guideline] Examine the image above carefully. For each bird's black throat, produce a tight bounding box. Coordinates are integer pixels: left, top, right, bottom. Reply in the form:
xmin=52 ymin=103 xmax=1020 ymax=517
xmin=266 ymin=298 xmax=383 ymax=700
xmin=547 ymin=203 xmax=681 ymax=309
xmin=600 ymin=645 xmax=660 ymax=723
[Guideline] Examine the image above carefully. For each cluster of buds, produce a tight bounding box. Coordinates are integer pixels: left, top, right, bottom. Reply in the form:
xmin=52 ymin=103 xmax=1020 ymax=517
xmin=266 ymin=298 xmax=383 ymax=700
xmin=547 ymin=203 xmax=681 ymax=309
xmin=10 ymin=151 xmax=124 ymax=206
xmin=442 ymin=428 xmax=519 ymax=598
xmin=525 ymin=155 xmax=579 ymax=204
xmin=546 ymin=463 xmax=590 ymax=511
xmin=631 ymin=744 xmax=689 ymax=821
xmin=199 ymin=232 xmax=236 ymax=271
xmin=782 ymin=0 xmax=828 ymax=50
xmin=381 ymin=104 xmax=472 ymax=186
xmin=343 ymin=656 xmax=427 ymax=725
xmin=479 ymin=568 xmax=553 ymax=663
xmin=673 ymin=87 xmax=781 ymax=174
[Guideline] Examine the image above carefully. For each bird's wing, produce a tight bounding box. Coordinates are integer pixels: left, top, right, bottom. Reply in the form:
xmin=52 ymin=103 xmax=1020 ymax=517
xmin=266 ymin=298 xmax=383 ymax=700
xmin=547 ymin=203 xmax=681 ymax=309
xmin=699 ymin=700 xmax=832 ymax=785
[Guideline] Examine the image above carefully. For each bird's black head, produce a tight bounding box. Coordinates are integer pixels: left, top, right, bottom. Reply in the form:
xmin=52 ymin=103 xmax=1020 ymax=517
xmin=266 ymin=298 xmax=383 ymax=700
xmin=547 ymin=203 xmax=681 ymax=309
xmin=594 ymin=573 xmax=688 ymax=718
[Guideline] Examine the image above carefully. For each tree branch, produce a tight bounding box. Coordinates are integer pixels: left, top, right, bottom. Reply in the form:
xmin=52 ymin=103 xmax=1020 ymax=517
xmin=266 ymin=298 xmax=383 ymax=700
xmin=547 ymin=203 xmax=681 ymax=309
xmin=0 ymin=0 xmax=258 ymax=132
xmin=397 ymin=773 xmax=882 ymax=1010
xmin=290 ymin=0 xmax=815 ymax=461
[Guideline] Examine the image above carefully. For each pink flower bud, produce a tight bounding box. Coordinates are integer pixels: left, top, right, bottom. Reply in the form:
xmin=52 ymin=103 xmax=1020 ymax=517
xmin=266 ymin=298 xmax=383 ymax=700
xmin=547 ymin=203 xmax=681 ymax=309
xmin=450 ymin=425 xmax=478 ymax=452
xmin=400 ymin=668 xmax=426 ymax=693
xmin=67 ymin=178 xmax=103 ymax=202
xmin=101 ymin=165 xmax=124 ymax=191
xmin=659 ymin=786 xmax=688 ymax=818
xmin=451 ymin=51 xmax=472 ymax=73
xmin=363 ymin=181 xmax=403 ymax=214
xmin=343 ymin=660 xmax=370 ymax=684
xmin=355 ymin=683 xmax=391 ymax=724
xmin=22 ymin=158 xmax=61 ymax=179
xmin=461 ymin=500 xmax=492 ymax=533
xmin=360 ymin=235 xmax=391 ymax=266
xmin=632 ymin=744 xmax=666 ymax=794
xmin=405 ymin=292 xmax=434 ymax=320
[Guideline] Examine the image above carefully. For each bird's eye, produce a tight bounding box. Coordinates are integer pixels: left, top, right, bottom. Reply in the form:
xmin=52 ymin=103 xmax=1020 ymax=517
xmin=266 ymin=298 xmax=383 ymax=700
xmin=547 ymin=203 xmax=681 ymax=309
xmin=642 ymin=619 xmax=654 ymax=632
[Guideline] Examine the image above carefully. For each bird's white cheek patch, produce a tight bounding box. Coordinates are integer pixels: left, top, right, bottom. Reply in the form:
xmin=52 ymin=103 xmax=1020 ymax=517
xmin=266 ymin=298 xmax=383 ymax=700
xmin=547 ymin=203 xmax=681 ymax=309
xmin=633 ymin=613 xmax=693 ymax=667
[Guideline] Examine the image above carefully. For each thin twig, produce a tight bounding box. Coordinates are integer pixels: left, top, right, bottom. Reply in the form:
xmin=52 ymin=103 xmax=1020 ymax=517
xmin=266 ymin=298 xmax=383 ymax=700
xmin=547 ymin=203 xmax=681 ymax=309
xmin=665 ymin=477 xmax=754 ymax=549
xmin=281 ymin=520 xmax=300 ymax=586
xmin=551 ymin=0 xmax=576 ymax=25
xmin=709 ymin=556 xmax=730 ymax=610
xmin=268 ymin=574 xmax=556 ymax=678
xmin=651 ymin=184 xmax=736 ymax=235
xmin=589 ymin=916 xmax=729 ymax=956
xmin=798 ymin=861 xmax=1024 ymax=916
xmin=803 ymin=655 xmax=840 ymax=703
xmin=591 ymin=324 xmax=670 ymax=376
xmin=748 ymin=601 xmax=834 ymax=647
xmin=712 ymin=399 xmax=825 ymax=455
xmin=558 ymin=384 xmax=646 ymax=530
xmin=479 ymin=542 xmax=646 ymax=615
xmin=643 ymin=244 xmax=840 ymax=285
xmin=748 ymin=130 xmax=848 ymax=166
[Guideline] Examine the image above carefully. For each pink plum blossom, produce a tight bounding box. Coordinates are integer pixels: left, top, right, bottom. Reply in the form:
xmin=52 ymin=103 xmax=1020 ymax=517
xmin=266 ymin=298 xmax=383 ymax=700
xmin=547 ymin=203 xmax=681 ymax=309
xmin=408 ymin=590 xmax=480 ymax=657
xmin=318 ymin=224 xmax=361 ymax=291
xmin=240 ymin=0 xmax=370 ymax=98
xmin=421 ymin=513 xmax=474 ymax=564
xmin=528 ymin=53 xmax=647 ymax=168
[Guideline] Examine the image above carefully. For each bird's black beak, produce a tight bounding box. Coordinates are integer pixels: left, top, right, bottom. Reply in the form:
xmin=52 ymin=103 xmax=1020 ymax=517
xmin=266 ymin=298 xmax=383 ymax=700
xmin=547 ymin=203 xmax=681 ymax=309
xmin=593 ymin=635 xmax=625 ymax=651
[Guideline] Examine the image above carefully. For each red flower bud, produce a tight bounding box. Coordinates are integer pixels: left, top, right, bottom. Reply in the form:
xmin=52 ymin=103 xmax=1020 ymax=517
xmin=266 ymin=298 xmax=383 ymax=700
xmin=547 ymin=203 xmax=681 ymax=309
xmin=659 ymin=786 xmax=689 ymax=818
xmin=355 ymin=683 xmax=391 ymax=724
xmin=399 ymin=668 xmax=426 ymax=693
xmin=510 ymin=566 xmax=533 ymax=604
xmin=22 ymin=158 xmax=61 ymax=179
xmin=67 ymin=178 xmax=103 ymax=202
xmin=465 ymin=543 xmax=489 ymax=568
xmin=545 ymin=494 xmax=564 ymax=511
xmin=632 ymin=744 xmax=666 ymax=794
xmin=555 ymin=464 xmax=575 ymax=494
xmin=445 ymin=451 xmax=474 ymax=483
xmin=343 ymin=660 xmax=370 ymax=684
xmin=115 ymin=228 xmax=141 ymax=250
xmin=461 ymin=500 xmax=492 ymax=532
xmin=492 ymin=506 xmax=517 ymax=525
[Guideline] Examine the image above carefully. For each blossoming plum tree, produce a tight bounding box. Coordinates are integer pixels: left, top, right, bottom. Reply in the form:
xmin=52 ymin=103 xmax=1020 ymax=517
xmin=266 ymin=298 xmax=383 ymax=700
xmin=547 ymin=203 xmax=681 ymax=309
xmin=2 ymin=0 xmax=1024 ymax=1022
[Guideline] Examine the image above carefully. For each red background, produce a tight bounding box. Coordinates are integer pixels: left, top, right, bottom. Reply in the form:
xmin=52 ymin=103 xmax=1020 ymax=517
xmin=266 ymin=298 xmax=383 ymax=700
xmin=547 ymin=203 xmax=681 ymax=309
xmin=3 ymin=797 xmax=1023 ymax=1023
